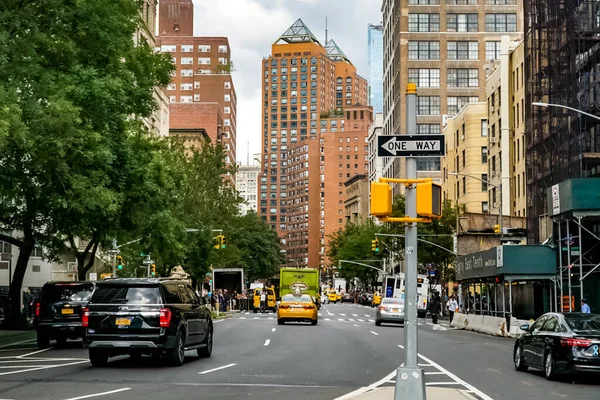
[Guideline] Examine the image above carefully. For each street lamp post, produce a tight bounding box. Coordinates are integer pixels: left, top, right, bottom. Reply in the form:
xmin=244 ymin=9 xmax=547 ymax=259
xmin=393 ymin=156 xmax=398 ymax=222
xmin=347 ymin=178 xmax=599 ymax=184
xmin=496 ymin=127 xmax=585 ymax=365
xmin=449 ymin=172 xmax=502 ymax=235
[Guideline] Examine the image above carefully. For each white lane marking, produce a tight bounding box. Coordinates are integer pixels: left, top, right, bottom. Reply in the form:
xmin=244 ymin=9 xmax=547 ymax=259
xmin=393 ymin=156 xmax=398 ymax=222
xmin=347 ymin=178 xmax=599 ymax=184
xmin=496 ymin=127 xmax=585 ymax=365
xmin=254 ymin=317 xmax=259 ymax=320
xmin=0 ymin=360 xmax=88 ymax=376
xmin=357 ymin=319 xmax=364 ymax=322
xmin=63 ymin=388 xmax=132 ymax=400
xmin=425 ymin=371 xmax=445 ymax=375
xmin=338 ymin=318 xmax=345 ymax=322
xmin=264 ymin=339 xmax=270 ymax=346
xmin=271 ymin=328 xmax=276 ymax=332
xmin=239 ymin=317 xmax=246 ymax=319
xmin=352 ymin=314 xmax=358 ymax=317
xmin=324 ymin=318 xmax=331 ymax=321
xmin=364 ymin=314 xmax=370 ymax=318
xmin=0 ymin=339 xmax=36 ymax=349
xmin=426 ymin=382 xmax=463 ymax=386
xmin=199 ymin=363 xmax=237 ymax=375
xmin=0 ymin=365 xmax=59 ymax=369
xmin=353 ymin=324 xmax=359 ymax=327
xmin=333 ymin=365 xmax=402 ymax=400
xmin=348 ymin=318 xmax=355 ymax=322
xmin=340 ymin=313 xmax=346 ymax=316
xmin=318 ymin=313 xmax=322 ymax=317
xmin=16 ymin=348 xmax=51 ymax=358
xmin=268 ymin=317 xmax=273 ymax=320
xmin=397 ymin=345 xmax=494 ymax=400
xmin=370 ymin=331 xmax=379 ymax=336
xmin=368 ymin=319 xmax=374 ymax=323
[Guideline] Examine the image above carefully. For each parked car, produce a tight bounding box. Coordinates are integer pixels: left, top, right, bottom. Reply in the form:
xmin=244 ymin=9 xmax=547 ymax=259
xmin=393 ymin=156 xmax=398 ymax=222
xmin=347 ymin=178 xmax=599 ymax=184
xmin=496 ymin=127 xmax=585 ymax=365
xmin=341 ymin=293 xmax=354 ymax=303
xmin=359 ymin=293 xmax=373 ymax=306
xmin=34 ymin=281 xmax=95 ymax=349
xmin=83 ymin=278 xmax=213 ymax=367
xmin=514 ymin=312 xmax=600 ymax=380
xmin=375 ymin=298 xmax=405 ymax=326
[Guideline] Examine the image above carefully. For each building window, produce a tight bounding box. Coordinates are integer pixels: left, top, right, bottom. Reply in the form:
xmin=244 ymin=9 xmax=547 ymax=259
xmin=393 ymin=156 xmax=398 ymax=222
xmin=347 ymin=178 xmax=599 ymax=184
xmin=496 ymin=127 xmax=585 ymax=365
xmin=181 ymin=57 xmax=193 ymax=65
xmin=408 ymin=41 xmax=440 ymax=60
xmin=485 ymin=41 xmax=501 ymax=60
xmin=198 ymin=45 xmax=211 ymax=52
xmin=180 ymin=83 xmax=193 ymax=90
xmin=462 ymin=150 xmax=466 ymax=168
xmin=194 ymin=81 xmax=200 ymax=89
xmin=224 ymin=107 xmax=231 ymax=114
xmin=409 ymin=0 xmax=439 ymax=3
xmin=486 ymin=0 xmax=516 ymax=4
xmin=180 ymin=69 xmax=193 ymax=77
xmin=417 ymin=96 xmax=441 ymax=115
xmin=160 ymin=45 xmax=176 ymax=52
xmin=180 ymin=96 xmax=192 ymax=103
xmin=198 ymin=57 xmax=211 ymax=65
xmin=169 ymin=96 xmax=176 ymax=103
xmin=181 ymin=45 xmax=193 ymax=53
xmin=447 ymin=69 xmax=479 ymax=87
xmin=194 ymin=94 xmax=200 ymax=101
xmin=224 ymin=82 xmax=231 ymax=89
xmin=408 ymin=14 xmax=440 ymax=32
xmin=447 ymin=0 xmax=478 ymax=4
xmin=447 ymin=96 xmax=479 ymax=115
xmin=166 ymin=83 xmax=176 ymax=91
xmin=218 ymin=45 xmax=228 ymax=53
xmin=224 ymin=94 xmax=231 ymax=102
xmin=447 ymin=41 xmax=478 ymax=60
xmin=481 ymin=119 xmax=488 ymax=136
xmin=481 ymin=146 xmax=488 ymax=163
xmin=485 ymin=14 xmax=517 ymax=32
xmin=482 ymin=201 xmax=489 ymax=213
xmin=416 ymin=124 xmax=441 ymax=134
xmin=218 ymin=57 xmax=228 ymax=65
xmin=408 ymin=69 xmax=440 ymax=88
xmin=481 ymin=174 xmax=488 ymax=191
xmin=447 ymin=14 xmax=478 ymax=32
xmin=32 ymin=265 xmax=41 ymax=272
xmin=32 ymin=245 xmax=43 ymax=258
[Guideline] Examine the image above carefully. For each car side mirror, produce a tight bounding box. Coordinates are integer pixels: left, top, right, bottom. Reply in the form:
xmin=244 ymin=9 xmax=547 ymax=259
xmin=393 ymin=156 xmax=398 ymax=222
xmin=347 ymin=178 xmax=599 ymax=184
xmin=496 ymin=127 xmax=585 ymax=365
xmin=519 ymin=324 xmax=530 ymax=332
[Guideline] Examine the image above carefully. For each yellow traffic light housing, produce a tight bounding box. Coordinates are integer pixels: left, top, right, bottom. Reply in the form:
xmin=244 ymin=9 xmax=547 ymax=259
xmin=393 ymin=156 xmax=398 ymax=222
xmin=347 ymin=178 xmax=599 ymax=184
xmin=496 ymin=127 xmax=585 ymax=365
xmin=221 ymin=235 xmax=226 ymax=249
xmin=494 ymin=224 xmax=500 ymax=234
xmin=116 ymin=255 xmax=123 ymax=270
xmin=374 ymin=239 xmax=380 ymax=252
xmin=370 ymin=182 xmax=392 ymax=217
xmin=151 ymin=263 xmax=156 ymax=277
xmin=213 ymin=235 xmax=220 ymax=249
xmin=416 ymin=182 xmax=442 ymax=219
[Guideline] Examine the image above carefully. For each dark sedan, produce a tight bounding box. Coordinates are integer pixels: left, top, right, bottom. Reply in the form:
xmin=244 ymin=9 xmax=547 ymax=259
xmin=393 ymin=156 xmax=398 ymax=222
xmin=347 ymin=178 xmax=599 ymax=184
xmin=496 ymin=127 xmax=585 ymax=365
xmin=514 ymin=312 xmax=600 ymax=380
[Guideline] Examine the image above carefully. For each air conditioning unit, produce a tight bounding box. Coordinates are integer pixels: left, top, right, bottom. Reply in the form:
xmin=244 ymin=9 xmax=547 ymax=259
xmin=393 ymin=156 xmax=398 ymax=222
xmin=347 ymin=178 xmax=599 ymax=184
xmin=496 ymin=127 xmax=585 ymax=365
xmin=489 ymin=136 xmax=497 ymax=144
xmin=67 ymin=262 xmax=78 ymax=272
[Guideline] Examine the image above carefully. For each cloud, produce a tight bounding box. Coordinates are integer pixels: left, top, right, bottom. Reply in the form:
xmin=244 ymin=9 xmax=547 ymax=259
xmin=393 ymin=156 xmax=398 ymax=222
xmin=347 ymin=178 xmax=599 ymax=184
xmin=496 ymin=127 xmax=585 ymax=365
xmin=192 ymin=0 xmax=382 ymax=162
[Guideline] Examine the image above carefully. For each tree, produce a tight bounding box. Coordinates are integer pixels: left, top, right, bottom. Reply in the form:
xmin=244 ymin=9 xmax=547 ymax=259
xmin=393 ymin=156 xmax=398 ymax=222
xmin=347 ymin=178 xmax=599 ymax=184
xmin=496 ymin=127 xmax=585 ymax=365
xmin=0 ymin=0 xmax=172 ymax=326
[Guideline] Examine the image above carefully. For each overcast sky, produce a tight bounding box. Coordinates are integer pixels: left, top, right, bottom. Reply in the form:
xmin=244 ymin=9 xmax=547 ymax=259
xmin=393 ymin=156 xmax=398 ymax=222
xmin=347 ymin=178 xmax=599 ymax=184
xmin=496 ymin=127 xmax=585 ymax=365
xmin=192 ymin=0 xmax=382 ymax=163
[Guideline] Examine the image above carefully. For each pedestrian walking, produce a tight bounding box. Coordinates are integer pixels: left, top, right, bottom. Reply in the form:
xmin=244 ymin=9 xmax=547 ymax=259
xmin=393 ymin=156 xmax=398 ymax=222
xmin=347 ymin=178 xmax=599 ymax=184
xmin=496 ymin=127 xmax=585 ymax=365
xmin=259 ymin=290 xmax=267 ymax=313
xmin=447 ymin=295 xmax=458 ymax=323
xmin=428 ymin=294 xmax=441 ymax=325
xmin=581 ymin=298 xmax=591 ymax=313
xmin=23 ymin=289 xmax=33 ymax=319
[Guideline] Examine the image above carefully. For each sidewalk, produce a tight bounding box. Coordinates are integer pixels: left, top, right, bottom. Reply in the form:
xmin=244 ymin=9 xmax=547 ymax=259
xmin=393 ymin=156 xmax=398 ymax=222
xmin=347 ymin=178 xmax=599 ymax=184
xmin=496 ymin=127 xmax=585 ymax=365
xmin=347 ymin=387 xmax=478 ymax=400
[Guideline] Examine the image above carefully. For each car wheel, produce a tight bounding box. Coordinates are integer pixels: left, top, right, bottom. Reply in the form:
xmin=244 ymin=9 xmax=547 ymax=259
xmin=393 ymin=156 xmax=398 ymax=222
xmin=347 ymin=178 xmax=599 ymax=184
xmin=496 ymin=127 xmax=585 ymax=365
xmin=375 ymin=319 xmax=382 ymax=326
xmin=37 ymin=332 xmax=50 ymax=350
xmin=277 ymin=319 xmax=285 ymax=325
xmin=311 ymin=319 xmax=318 ymax=326
xmin=544 ymin=350 xmax=556 ymax=380
xmin=55 ymin=337 xmax=67 ymax=348
xmin=514 ymin=343 xmax=528 ymax=372
xmin=197 ymin=325 xmax=213 ymax=358
xmin=167 ymin=330 xmax=185 ymax=367
xmin=89 ymin=349 xmax=109 ymax=367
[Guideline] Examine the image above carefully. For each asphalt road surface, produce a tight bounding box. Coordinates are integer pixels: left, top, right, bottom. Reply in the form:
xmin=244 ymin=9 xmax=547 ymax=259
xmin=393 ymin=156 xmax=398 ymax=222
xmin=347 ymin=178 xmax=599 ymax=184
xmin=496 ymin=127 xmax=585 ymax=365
xmin=0 ymin=303 xmax=598 ymax=400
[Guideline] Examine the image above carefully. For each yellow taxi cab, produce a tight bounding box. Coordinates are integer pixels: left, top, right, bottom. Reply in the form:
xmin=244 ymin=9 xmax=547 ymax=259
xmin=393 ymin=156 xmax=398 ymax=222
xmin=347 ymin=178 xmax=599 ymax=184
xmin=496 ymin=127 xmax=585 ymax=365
xmin=253 ymin=287 xmax=277 ymax=313
xmin=277 ymin=293 xmax=318 ymax=325
xmin=326 ymin=289 xmax=338 ymax=303
xmin=372 ymin=291 xmax=382 ymax=307
xmin=336 ymin=292 xmax=342 ymax=302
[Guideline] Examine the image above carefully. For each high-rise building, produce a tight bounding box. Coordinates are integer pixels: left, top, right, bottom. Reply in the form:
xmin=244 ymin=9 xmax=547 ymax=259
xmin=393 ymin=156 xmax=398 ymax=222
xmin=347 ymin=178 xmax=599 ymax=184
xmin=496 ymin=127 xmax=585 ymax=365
xmin=260 ymin=19 xmax=370 ymax=267
xmin=367 ymin=24 xmax=383 ymax=114
xmin=381 ymin=0 xmax=524 ymax=190
xmin=156 ymin=0 xmax=236 ymax=165
xmin=236 ymin=157 xmax=261 ymax=215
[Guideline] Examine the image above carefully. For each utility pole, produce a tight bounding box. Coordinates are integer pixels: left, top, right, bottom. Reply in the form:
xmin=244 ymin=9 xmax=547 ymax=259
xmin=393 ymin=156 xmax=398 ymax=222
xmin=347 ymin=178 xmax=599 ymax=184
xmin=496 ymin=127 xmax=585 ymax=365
xmin=395 ymin=84 xmax=426 ymax=399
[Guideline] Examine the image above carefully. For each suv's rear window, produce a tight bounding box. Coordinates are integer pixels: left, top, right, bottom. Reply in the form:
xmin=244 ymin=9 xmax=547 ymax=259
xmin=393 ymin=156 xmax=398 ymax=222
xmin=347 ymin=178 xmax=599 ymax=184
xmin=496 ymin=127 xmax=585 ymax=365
xmin=41 ymin=284 xmax=93 ymax=303
xmin=91 ymin=285 xmax=161 ymax=305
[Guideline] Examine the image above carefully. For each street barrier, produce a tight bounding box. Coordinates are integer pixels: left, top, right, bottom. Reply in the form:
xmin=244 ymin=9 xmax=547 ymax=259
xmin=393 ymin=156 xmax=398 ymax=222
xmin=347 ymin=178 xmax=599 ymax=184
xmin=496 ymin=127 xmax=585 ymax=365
xmin=465 ymin=314 xmax=484 ymax=332
xmin=479 ymin=315 xmax=507 ymax=336
xmin=450 ymin=312 xmax=468 ymax=329
xmin=509 ymin=317 xmax=530 ymax=338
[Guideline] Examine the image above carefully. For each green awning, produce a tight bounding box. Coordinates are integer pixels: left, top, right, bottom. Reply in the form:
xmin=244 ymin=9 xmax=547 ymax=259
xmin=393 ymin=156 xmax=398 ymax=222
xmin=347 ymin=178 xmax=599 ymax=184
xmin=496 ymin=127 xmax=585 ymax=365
xmin=456 ymin=245 xmax=556 ymax=281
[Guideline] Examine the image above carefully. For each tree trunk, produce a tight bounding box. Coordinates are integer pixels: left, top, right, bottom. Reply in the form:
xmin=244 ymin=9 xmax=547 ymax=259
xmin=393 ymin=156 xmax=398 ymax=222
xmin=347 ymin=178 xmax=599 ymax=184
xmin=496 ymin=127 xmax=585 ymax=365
xmin=6 ymin=238 xmax=34 ymax=329
xmin=78 ymin=240 xmax=99 ymax=281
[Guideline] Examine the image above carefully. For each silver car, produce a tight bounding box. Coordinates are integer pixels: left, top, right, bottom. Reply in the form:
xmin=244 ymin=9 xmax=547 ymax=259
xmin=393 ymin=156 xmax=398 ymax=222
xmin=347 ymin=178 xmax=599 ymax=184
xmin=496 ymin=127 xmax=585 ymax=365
xmin=375 ymin=298 xmax=405 ymax=326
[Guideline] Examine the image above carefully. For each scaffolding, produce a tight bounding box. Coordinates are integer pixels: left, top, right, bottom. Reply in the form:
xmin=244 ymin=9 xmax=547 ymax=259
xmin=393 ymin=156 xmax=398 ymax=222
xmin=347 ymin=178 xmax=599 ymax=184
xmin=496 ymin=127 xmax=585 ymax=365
xmin=525 ymin=0 xmax=600 ymax=243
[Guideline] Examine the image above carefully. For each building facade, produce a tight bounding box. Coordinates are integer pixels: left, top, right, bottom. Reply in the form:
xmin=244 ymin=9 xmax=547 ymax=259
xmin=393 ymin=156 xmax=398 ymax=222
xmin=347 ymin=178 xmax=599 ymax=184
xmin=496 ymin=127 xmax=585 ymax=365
xmin=368 ymin=23 xmax=384 ymax=114
xmin=236 ymin=160 xmax=261 ymax=215
xmin=486 ymin=37 xmax=526 ymax=218
xmin=381 ymin=0 xmax=524 ymax=187
xmin=441 ymin=102 xmax=489 ymax=213
xmin=157 ymin=0 xmax=236 ymax=165
xmin=259 ymin=19 xmax=369 ymax=267
xmin=344 ymin=174 xmax=370 ymax=224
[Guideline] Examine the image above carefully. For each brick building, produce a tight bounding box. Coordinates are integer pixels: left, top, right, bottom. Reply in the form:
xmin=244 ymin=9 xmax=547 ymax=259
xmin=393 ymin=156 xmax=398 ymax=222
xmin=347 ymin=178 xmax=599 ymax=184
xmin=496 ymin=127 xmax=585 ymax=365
xmin=260 ymin=19 xmax=370 ymax=268
xmin=156 ymin=0 xmax=236 ymax=164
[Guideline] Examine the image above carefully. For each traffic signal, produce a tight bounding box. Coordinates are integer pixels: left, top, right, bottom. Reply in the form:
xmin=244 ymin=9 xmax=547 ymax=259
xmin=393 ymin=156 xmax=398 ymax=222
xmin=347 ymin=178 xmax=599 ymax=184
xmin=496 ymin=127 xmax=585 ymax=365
xmin=221 ymin=235 xmax=226 ymax=249
xmin=151 ymin=263 xmax=156 ymax=277
xmin=370 ymin=182 xmax=393 ymax=217
xmin=416 ymin=182 xmax=442 ymax=218
xmin=213 ymin=236 xmax=220 ymax=249
xmin=116 ymin=255 xmax=123 ymax=270
xmin=494 ymin=224 xmax=500 ymax=234
xmin=371 ymin=239 xmax=380 ymax=252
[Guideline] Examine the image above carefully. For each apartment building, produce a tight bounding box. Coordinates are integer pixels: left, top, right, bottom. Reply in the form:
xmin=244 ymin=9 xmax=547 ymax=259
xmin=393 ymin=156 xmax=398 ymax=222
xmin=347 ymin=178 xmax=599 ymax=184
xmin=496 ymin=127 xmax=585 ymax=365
xmin=236 ymin=159 xmax=261 ymax=215
xmin=368 ymin=23 xmax=384 ymax=114
xmin=157 ymin=0 xmax=236 ymax=164
xmin=486 ymin=37 xmax=526 ymax=218
xmin=259 ymin=19 xmax=369 ymax=260
xmin=344 ymin=174 xmax=370 ymax=224
xmin=381 ymin=0 xmax=524 ymax=188
xmin=441 ymin=102 xmax=489 ymax=213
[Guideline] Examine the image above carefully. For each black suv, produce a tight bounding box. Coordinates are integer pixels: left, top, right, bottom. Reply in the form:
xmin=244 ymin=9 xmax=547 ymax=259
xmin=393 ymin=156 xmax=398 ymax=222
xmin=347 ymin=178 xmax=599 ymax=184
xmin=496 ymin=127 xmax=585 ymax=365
xmin=83 ymin=278 xmax=213 ymax=367
xmin=34 ymin=281 xmax=95 ymax=349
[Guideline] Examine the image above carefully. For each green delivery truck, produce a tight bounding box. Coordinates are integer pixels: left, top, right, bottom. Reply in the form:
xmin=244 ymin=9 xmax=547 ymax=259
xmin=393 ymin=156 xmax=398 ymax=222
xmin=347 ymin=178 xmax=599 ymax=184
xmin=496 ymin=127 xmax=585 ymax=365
xmin=279 ymin=268 xmax=321 ymax=308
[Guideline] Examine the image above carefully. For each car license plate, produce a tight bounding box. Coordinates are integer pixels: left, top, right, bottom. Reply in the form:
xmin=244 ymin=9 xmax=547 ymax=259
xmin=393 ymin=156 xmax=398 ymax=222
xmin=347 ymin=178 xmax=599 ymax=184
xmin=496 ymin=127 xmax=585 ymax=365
xmin=392 ymin=308 xmax=398 ymax=313
xmin=291 ymin=305 xmax=303 ymax=308
xmin=115 ymin=318 xmax=131 ymax=326
xmin=61 ymin=308 xmax=74 ymax=315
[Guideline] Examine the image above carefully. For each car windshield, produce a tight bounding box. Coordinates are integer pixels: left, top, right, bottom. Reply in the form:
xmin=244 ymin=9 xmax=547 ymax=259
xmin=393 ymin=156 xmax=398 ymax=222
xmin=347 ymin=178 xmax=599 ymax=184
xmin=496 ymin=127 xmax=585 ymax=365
xmin=382 ymin=298 xmax=404 ymax=305
xmin=91 ymin=285 xmax=161 ymax=305
xmin=564 ymin=315 xmax=600 ymax=334
xmin=41 ymin=284 xmax=94 ymax=303
xmin=282 ymin=294 xmax=312 ymax=303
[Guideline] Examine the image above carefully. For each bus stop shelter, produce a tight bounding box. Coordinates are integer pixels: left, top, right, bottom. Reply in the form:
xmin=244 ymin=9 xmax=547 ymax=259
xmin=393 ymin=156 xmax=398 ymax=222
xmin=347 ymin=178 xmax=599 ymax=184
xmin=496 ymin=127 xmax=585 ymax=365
xmin=456 ymin=245 xmax=557 ymax=320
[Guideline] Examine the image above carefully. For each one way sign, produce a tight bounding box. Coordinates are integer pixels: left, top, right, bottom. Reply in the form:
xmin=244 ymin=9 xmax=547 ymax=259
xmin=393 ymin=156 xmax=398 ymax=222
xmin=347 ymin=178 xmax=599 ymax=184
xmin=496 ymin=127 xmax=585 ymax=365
xmin=377 ymin=134 xmax=446 ymax=157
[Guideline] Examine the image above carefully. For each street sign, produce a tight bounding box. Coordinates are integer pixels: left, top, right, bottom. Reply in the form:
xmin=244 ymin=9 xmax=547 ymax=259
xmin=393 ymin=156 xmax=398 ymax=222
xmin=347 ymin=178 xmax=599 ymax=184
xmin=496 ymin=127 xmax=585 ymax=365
xmin=89 ymin=273 xmax=97 ymax=281
xmin=377 ymin=134 xmax=445 ymax=157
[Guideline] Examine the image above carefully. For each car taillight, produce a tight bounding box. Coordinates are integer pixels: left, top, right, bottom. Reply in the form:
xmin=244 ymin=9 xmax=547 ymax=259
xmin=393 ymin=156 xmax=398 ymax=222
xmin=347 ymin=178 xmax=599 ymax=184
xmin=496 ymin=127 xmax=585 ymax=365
xmin=159 ymin=308 xmax=172 ymax=328
xmin=561 ymin=338 xmax=592 ymax=347
xmin=35 ymin=302 xmax=40 ymax=317
xmin=379 ymin=306 xmax=387 ymax=311
xmin=82 ymin=308 xmax=89 ymax=327
xmin=279 ymin=304 xmax=290 ymax=309
xmin=304 ymin=305 xmax=315 ymax=309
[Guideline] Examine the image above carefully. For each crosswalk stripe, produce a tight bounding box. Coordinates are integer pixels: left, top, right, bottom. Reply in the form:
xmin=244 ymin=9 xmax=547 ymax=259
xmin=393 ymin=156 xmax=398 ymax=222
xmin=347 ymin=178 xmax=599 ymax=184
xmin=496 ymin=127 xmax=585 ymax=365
xmin=340 ymin=313 xmax=346 ymax=316
xmin=364 ymin=315 xmax=370 ymax=318
xmin=352 ymin=314 xmax=358 ymax=317
xmin=338 ymin=318 xmax=345 ymax=322
xmin=348 ymin=318 xmax=355 ymax=322
xmin=254 ymin=317 xmax=259 ymax=320
xmin=357 ymin=319 xmax=364 ymax=322
xmin=368 ymin=319 xmax=374 ymax=323
xmin=324 ymin=318 xmax=331 ymax=321
xmin=268 ymin=317 xmax=273 ymax=320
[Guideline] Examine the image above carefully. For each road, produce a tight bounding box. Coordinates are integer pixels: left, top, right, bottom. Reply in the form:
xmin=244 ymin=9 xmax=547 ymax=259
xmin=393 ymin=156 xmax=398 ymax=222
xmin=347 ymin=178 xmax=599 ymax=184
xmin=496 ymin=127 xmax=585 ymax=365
xmin=0 ymin=303 xmax=598 ymax=400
